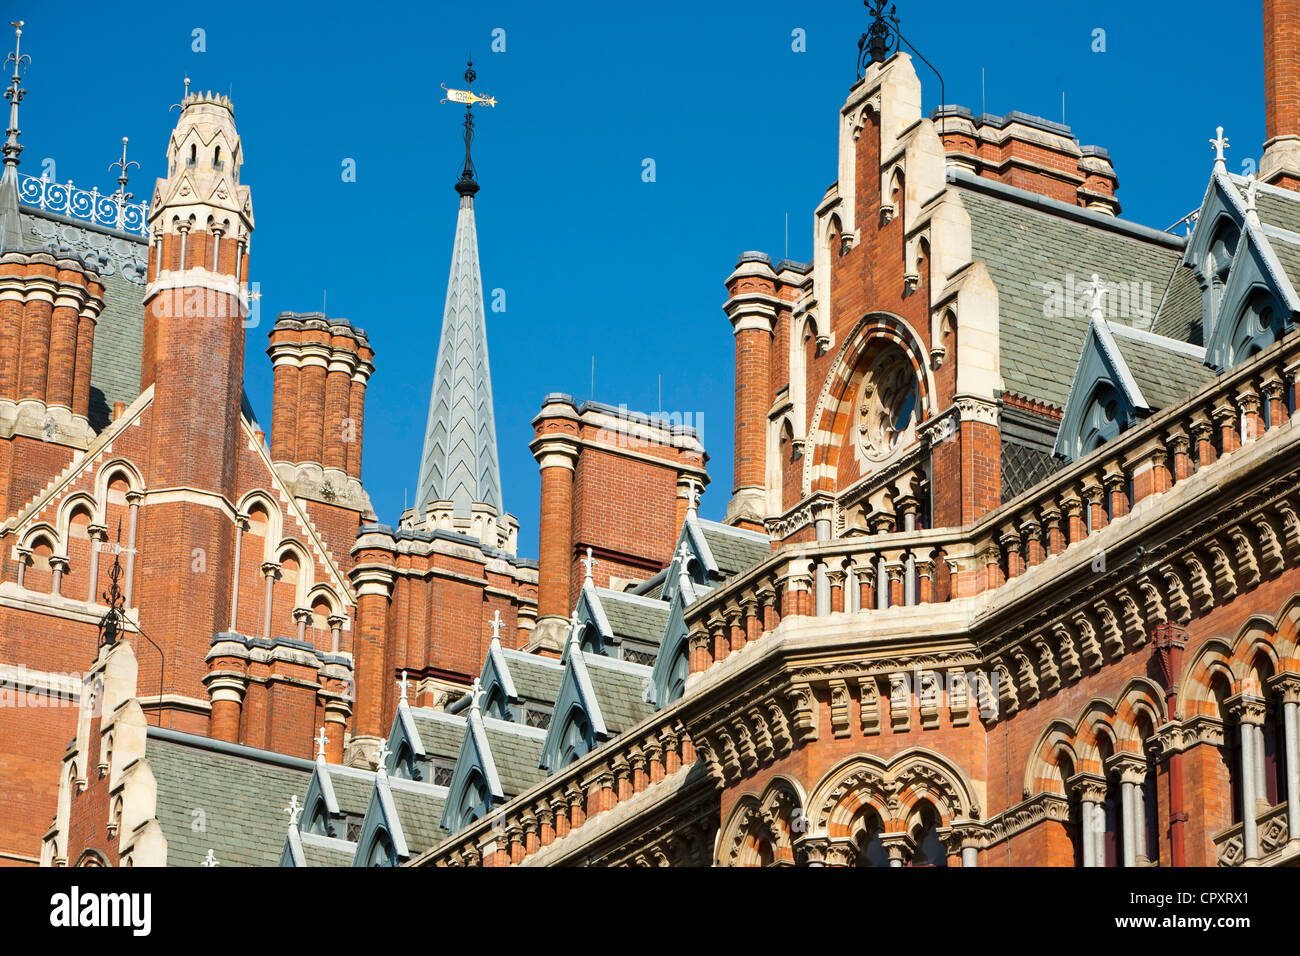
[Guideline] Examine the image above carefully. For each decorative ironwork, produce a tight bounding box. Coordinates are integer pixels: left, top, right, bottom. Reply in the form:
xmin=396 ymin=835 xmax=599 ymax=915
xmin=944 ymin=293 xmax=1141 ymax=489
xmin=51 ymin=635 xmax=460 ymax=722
xmin=858 ymin=2 xmax=899 ymax=77
xmin=97 ymin=523 xmax=128 ymax=648
xmin=4 ymin=20 xmax=28 ymax=170
xmin=108 ymin=136 xmax=139 ymax=205
xmin=441 ymin=57 xmax=497 ymax=197
xmin=19 ymin=173 xmax=149 ymax=235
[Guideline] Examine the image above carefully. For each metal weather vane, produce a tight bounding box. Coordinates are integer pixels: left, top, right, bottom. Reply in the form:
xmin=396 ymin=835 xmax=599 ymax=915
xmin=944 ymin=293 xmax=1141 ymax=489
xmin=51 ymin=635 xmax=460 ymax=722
xmin=858 ymin=1 xmax=899 ymax=78
xmin=109 ymin=136 xmax=139 ymax=203
xmin=97 ymin=521 xmax=129 ymax=647
xmin=440 ymin=57 xmax=497 ymax=196
xmin=4 ymin=20 xmax=30 ymax=170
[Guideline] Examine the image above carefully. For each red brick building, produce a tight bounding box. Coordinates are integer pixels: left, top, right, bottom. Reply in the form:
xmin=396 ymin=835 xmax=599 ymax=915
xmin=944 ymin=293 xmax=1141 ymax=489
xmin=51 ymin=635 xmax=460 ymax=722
xmin=26 ymin=1 xmax=1300 ymax=867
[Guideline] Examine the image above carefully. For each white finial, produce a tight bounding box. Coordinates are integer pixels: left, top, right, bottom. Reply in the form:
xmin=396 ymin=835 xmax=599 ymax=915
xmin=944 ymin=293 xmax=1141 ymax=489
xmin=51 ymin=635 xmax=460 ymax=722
xmin=375 ymin=740 xmax=391 ymax=772
xmin=284 ymin=794 xmax=303 ymax=827
xmin=686 ymin=482 xmax=700 ymax=519
xmin=1082 ymin=273 xmax=1109 ymax=322
xmin=469 ymin=677 xmax=485 ymax=713
xmin=676 ymin=540 xmax=692 ymax=571
xmin=398 ymin=669 xmax=410 ymax=702
xmin=1244 ymin=174 xmax=1260 ymax=224
xmin=583 ymin=547 xmax=595 ymax=582
xmin=200 ymin=849 xmax=219 ymax=867
xmin=490 ymin=609 xmax=503 ymax=640
xmin=314 ymin=726 xmax=329 ymax=760
xmin=1211 ymin=126 xmax=1230 ymax=166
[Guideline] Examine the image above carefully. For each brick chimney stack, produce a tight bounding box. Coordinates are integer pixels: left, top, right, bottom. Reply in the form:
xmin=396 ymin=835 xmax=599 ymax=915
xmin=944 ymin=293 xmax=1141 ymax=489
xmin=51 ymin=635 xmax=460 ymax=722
xmin=267 ymin=312 xmax=374 ymax=480
xmin=1263 ymin=0 xmax=1300 ymax=190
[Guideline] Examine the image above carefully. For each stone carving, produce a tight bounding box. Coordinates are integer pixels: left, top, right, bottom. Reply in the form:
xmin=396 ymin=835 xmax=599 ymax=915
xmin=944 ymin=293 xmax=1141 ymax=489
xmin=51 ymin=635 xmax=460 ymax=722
xmin=855 ymin=349 xmax=919 ymax=463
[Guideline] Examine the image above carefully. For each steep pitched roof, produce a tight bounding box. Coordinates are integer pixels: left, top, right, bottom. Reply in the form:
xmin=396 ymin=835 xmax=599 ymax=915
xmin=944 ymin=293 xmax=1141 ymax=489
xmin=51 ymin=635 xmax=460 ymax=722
xmin=143 ymin=728 xmax=314 ymax=867
xmin=415 ymin=193 xmax=503 ymax=518
xmin=952 ymin=170 xmax=1188 ymax=411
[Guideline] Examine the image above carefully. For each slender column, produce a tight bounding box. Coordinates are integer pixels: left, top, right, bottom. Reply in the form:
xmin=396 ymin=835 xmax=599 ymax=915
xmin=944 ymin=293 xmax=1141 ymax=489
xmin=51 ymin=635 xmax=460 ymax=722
xmin=328 ymin=613 xmax=346 ymax=655
xmin=1229 ymin=693 xmax=1266 ymax=861
xmin=86 ymin=524 xmax=106 ymax=603
xmin=49 ymin=556 xmax=68 ymax=596
xmin=1081 ymin=798 xmax=1097 ymax=868
xmin=961 ymin=846 xmax=977 ymax=867
xmin=15 ymin=547 xmax=30 ymax=589
xmin=229 ymin=512 xmax=248 ymax=632
xmin=123 ymin=491 xmax=143 ymax=607
xmin=1274 ymin=676 xmax=1300 ymax=841
xmin=261 ymin=562 xmax=279 ymax=639
xmin=1072 ymin=773 xmax=1108 ymax=867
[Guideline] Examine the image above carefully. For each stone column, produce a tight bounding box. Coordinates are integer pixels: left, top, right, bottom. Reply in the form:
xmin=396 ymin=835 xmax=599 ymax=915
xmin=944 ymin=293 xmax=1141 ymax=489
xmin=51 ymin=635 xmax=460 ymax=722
xmin=1273 ymin=675 xmax=1300 ymax=841
xmin=1071 ymin=773 xmax=1107 ymax=867
xmin=1229 ymin=692 xmax=1267 ymax=860
xmin=124 ymin=490 xmax=143 ymax=607
xmin=86 ymin=524 xmax=106 ymax=602
xmin=260 ymin=562 xmax=280 ymax=639
xmin=49 ymin=555 xmax=68 ymax=596
xmin=229 ymin=512 xmax=248 ymax=631
xmin=1111 ymin=756 xmax=1146 ymax=868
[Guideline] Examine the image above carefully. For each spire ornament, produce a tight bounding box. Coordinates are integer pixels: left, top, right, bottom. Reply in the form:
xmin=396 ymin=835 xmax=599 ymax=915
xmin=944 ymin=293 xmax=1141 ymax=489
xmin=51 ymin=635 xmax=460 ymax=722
xmin=3 ymin=20 xmax=28 ymax=171
xmin=314 ymin=727 xmax=329 ymax=760
xmin=441 ymin=58 xmax=497 ymax=197
xmin=1211 ymin=127 xmax=1231 ymax=167
xmin=109 ymin=137 xmax=139 ymax=204
xmin=858 ymin=2 xmax=899 ymax=76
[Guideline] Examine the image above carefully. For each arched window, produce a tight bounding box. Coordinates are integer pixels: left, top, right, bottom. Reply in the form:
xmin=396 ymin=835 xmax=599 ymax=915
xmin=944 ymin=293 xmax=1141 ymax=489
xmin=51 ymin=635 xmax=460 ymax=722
xmin=365 ymin=829 xmax=396 ymax=867
xmin=854 ymin=344 xmax=920 ymax=464
xmin=908 ymin=802 xmax=948 ymax=867
xmin=560 ymin=713 xmax=591 ymax=766
xmin=1080 ymin=381 xmax=1128 ymax=453
xmin=1229 ymin=290 xmax=1288 ymax=365
xmin=853 ymin=811 xmax=889 ymax=868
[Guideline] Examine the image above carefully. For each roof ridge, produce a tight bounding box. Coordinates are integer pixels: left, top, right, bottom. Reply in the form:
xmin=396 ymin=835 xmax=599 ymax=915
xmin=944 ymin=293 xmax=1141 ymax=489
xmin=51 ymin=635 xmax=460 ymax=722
xmin=1106 ymin=319 xmax=1208 ymax=358
xmin=146 ymin=725 xmax=316 ymax=772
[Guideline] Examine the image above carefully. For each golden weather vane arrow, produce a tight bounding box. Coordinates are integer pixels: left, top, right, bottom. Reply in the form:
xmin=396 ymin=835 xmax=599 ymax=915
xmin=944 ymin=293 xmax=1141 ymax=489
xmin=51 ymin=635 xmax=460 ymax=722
xmin=441 ymin=57 xmax=497 ymax=196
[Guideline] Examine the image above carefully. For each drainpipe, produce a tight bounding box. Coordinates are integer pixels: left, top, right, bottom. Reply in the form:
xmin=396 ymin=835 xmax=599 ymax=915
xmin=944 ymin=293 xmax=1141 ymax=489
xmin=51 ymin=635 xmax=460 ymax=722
xmin=1153 ymin=623 xmax=1188 ymax=867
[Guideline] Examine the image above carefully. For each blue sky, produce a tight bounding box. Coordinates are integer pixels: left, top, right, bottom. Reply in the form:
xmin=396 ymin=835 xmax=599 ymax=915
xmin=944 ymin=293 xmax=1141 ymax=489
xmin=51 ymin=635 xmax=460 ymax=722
xmin=17 ymin=0 xmax=1265 ymax=549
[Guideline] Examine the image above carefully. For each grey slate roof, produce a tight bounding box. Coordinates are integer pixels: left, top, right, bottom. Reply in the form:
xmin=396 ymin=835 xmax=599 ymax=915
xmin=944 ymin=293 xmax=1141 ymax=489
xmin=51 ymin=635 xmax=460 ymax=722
xmin=387 ymin=779 xmax=448 ymax=851
xmin=956 ymin=182 xmax=1186 ymax=410
xmin=480 ymin=717 xmax=548 ymax=797
xmin=594 ymin=589 xmax=671 ymax=647
xmin=300 ymin=832 xmax=357 ymax=867
xmin=1267 ymin=234 xmax=1300 ymax=299
xmin=696 ymin=520 xmax=771 ymax=578
xmin=1108 ymin=326 xmax=1215 ymax=409
xmin=1248 ymin=182 xmax=1300 ymax=236
xmin=500 ymin=648 xmax=565 ymax=703
xmin=583 ymin=654 xmax=656 ymax=734
xmin=145 ymin=730 xmax=313 ymax=867
xmin=21 ymin=211 xmax=147 ymax=431
xmin=407 ymin=708 xmax=467 ymax=761
xmin=415 ymin=194 xmax=503 ymax=518
xmin=1150 ymin=263 xmax=1204 ymax=344
xmin=324 ymin=765 xmax=374 ymax=817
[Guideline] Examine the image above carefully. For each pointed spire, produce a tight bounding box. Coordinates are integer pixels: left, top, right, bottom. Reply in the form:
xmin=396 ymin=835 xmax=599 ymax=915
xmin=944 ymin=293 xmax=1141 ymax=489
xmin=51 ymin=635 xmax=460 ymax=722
xmin=414 ymin=70 xmax=503 ymax=521
xmin=0 ymin=20 xmax=29 ymax=253
xmin=583 ymin=547 xmax=595 ymax=583
xmin=397 ymin=669 xmax=410 ymax=702
xmin=1210 ymin=126 xmax=1230 ymax=169
xmin=314 ymin=726 xmax=329 ymax=761
xmin=489 ymin=609 xmax=503 ymax=641
xmin=109 ymin=136 xmax=139 ymax=204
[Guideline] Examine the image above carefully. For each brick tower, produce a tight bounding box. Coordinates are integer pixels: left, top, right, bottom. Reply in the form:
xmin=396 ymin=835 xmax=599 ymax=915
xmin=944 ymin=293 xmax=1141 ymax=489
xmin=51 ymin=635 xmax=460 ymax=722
xmin=136 ymin=91 xmax=254 ymax=720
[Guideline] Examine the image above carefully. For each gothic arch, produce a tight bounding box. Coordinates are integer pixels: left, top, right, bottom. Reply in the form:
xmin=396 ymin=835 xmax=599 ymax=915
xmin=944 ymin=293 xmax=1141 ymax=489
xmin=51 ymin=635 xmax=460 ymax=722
xmin=802 ymin=312 xmax=936 ymax=495
xmin=718 ymin=776 xmax=807 ymax=866
xmin=1024 ymin=720 xmax=1079 ymax=797
xmin=274 ymin=538 xmax=314 ymax=607
xmin=807 ymin=748 xmax=977 ymax=839
xmin=56 ymin=493 xmax=97 ymax=546
xmin=238 ymin=490 xmax=283 ymax=561
xmin=94 ymin=459 xmax=143 ymax=513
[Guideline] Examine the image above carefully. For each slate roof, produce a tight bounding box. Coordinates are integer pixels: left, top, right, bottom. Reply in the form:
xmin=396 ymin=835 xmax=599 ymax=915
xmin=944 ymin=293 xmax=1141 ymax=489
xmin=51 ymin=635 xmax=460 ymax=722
xmin=1247 ymin=181 xmax=1300 ymax=236
xmin=387 ymin=778 xmax=449 ymax=851
xmin=144 ymin=729 xmax=314 ymax=867
xmin=583 ymin=654 xmax=656 ymax=734
xmin=500 ymin=648 xmax=565 ymax=703
xmin=1108 ymin=325 xmax=1215 ymax=409
xmin=323 ymin=764 xmax=374 ymax=817
xmin=593 ymin=589 xmax=671 ymax=647
xmin=1267 ymin=234 xmax=1300 ymax=299
xmin=1150 ymin=263 xmax=1205 ymax=344
xmin=955 ymin=176 xmax=1187 ymax=410
xmin=479 ymin=717 xmax=548 ymax=797
xmin=696 ymin=520 xmax=771 ymax=578
xmin=407 ymin=708 xmax=467 ymax=761
xmin=299 ymin=832 xmax=357 ymax=867
xmin=20 ymin=211 xmax=147 ymax=431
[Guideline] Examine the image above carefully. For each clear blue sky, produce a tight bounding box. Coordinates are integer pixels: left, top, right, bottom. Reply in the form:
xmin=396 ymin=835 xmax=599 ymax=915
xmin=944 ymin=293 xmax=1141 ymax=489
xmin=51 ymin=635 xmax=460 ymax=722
xmin=17 ymin=0 xmax=1265 ymax=551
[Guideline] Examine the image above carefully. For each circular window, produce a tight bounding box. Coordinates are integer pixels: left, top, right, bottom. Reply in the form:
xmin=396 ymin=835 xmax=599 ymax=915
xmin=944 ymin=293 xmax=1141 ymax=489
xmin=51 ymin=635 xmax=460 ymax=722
xmin=856 ymin=348 xmax=920 ymax=462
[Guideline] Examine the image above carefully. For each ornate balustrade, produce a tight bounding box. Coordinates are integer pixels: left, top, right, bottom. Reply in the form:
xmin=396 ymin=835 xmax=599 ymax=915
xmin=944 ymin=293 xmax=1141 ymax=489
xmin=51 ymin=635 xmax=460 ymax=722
xmin=687 ymin=330 xmax=1300 ymax=690
xmin=18 ymin=174 xmax=149 ymax=236
xmin=417 ymin=708 xmax=702 ymax=867
xmin=1214 ymin=801 xmax=1295 ymax=865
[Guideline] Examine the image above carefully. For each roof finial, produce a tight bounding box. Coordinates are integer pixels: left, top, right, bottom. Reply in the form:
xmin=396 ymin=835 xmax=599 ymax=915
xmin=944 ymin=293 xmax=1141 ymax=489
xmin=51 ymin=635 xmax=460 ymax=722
xmin=109 ymin=137 xmax=139 ymax=204
xmin=375 ymin=739 xmax=391 ymax=772
xmin=169 ymin=75 xmax=191 ymax=113
xmin=397 ymin=669 xmax=410 ymax=702
xmin=1243 ymin=173 xmax=1260 ymax=226
xmin=583 ymin=546 xmax=595 ymax=583
xmin=284 ymin=794 xmax=303 ymax=827
xmin=200 ymin=849 xmax=220 ymax=867
xmin=314 ymin=726 xmax=329 ymax=760
xmin=469 ymin=676 xmax=485 ymax=713
xmin=686 ymin=482 xmax=700 ymax=519
xmin=3 ymin=21 xmax=28 ymax=172
xmin=1082 ymin=273 xmax=1109 ymax=322
xmin=489 ymin=609 xmax=503 ymax=641
xmin=1211 ymin=126 xmax=1230 ymax=168
xmin=440 ymin=57 xmax=497 ymax=197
